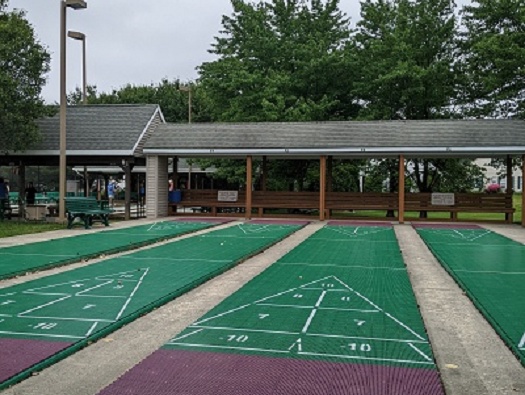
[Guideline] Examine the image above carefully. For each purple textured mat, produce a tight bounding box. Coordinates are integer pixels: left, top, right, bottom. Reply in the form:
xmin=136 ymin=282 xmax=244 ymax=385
xmin=328 ymin=220 xmax=392 ymax=227
xmin=412 ymin=223 xmax=481 ymax=229
xmin=248 ymin=219 xmax=310 ymax=225
xmin=98 ymin=350 xmax=444 ymax=395
xmin=0 ymin=339 xmax=71 ymax=382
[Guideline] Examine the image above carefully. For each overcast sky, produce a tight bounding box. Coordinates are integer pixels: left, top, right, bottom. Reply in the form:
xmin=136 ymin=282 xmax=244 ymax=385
xmin=8 ymin=0 xmax=470 ymax=104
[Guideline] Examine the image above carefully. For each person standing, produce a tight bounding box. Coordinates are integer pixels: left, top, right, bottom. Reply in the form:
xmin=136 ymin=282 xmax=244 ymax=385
xmin=25 ymin=182 xmax=37 ymax=205
xmin=107 ymin=178 xmax=116 ymax=207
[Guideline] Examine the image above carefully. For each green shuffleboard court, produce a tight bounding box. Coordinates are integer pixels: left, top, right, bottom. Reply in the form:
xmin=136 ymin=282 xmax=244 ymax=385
xmin=0 ymin=222 xmax=302 ymax=390
xmin=415 ymin=224 xmax=525 ymax=367
xmin=0 ymin=219 xmax=219 ymax=280
xmin=97 ymin=223 xmax=444 ymax=395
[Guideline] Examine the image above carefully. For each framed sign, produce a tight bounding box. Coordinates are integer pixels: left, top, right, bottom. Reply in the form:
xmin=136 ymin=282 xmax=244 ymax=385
xmin=431 ymin=193 xmax=455 ymax=206
xmin=218 ymin=190 xmax=238 ymax=202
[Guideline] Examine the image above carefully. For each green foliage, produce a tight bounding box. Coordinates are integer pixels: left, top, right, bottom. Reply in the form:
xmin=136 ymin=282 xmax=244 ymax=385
xmin=198 ymin=0 xmax=356 ymax=122
xmin=407 ymin=158 xmax=485 ymax=193
xmin=0 ymin=0 xmax=50 ymax=152
xmin=353 ymin=0 xmax=458 ymax=120
xmin=459 ymin=0 xmax=525 ymax=118
xmin=68 ymin=79 xmax=211 ymax=123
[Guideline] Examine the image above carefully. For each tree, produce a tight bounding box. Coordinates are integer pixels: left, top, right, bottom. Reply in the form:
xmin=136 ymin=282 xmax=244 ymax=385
xmin=0 ymin=0 xmax=50 ymax=152
xmin=198 ymin=0 xmax=357 ymax=122
xmin=352 ymin=0 xmax=458 ymax=120
xmin=460 ymin=0 xmax=525 ymax=119
xmin=68 ymin=79 xmax=212 ymax=123
xmin=351 ymin=0 xmax=485 ymax=204
xmin=196 ymin=0 xmax=357 ymax=188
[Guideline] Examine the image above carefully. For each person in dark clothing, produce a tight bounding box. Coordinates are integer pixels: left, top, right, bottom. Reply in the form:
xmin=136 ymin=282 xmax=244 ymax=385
xmin=25 ymin=182 xmax=37 ymax=205
xmin=0 ymin=177 xmax=8 ymax=220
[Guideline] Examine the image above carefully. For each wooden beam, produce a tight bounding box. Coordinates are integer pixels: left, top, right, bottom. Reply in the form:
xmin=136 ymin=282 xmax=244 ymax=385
xmin=522 ymin=155 xmax=525 ymax=227
xmin=320 ymin=155 xmax=326 ymax=221
xmin=246 ymin=155 xmax=253 ymax=220
xmin=172 ymin=157 xmax=178 ymax=190
xmin=506 ymin=155 xmax=513 ymax=223
xmin=124 ymin=161 xmax=131 ymax=220
xmin=327 ymin=156 xmax=333 ymax=192
xmin=262 ymin=156 xmax=267 ymax=191
xmin=398 ymin=155 xmax=405 ymax=224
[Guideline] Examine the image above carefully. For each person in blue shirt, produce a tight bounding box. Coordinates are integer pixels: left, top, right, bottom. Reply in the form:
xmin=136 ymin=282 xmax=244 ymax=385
xmin=107 ymin=178 xmax=116 ymax=207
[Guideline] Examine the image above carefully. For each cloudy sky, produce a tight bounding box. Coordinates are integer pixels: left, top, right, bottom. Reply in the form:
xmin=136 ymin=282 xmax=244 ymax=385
xmin=8 ymin=0 xmax=470 ymax=104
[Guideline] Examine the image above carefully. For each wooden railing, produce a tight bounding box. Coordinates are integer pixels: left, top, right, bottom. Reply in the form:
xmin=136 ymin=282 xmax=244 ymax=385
xmin=326 ymin=192 xmax=398 ymax=211
xmin=172 ymin=189 xmax=515 ymax=222
xmin=405 ymin=193 xmax=514 ymax=223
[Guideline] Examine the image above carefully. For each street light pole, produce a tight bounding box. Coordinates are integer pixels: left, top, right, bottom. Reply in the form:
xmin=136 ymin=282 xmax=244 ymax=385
xmin=67 ymin=31 xmax=86 ymax=104
xmin=59 ymin=0 xmax=87 ymax=221
xmin=68 ymin=30 xmax=88 ymax=196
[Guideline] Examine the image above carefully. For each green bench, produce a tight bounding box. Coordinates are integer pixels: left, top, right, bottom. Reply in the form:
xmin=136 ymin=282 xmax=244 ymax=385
xmin=65 ymin=197 xmax=114 ymax=229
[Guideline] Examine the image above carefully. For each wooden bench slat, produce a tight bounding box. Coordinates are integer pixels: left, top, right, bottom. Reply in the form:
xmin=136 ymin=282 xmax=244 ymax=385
xmin=65 ymin=197 xmax=114 ymax=229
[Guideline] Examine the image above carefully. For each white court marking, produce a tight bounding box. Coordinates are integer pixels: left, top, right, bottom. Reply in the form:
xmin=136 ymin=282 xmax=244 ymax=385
xmin=422 ymin=228 xmax=493 ymax=242
xmin=171 ymin=275 xmax=432 ymax=365
xmin=0 ymin=268 xmax=150 ymax=339
xmin=519 ymin=332 xmax=525 ymax=350
xmin=324 ymin=226 xmax=391 ymax=238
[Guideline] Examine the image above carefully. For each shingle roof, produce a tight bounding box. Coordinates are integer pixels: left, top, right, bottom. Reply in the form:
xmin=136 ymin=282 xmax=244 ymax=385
xmin=34 ymin=104 xmax=160 ymax=154
xmin=144 ymin=120 xmax=525 ymax=157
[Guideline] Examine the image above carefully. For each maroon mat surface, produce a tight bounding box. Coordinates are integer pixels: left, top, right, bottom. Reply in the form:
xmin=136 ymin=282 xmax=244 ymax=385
xmin=411 ymin=223 xmax=481 ymax=229
xmin=0 ymin=339 xmax=71 ymax=383
xmin=98 ymin=350 xmax=444 ymax=395
xmin=248 ymin=219 xmax=310 ymax=225
xmin=328 ymin=220 xmax=392 ymax=227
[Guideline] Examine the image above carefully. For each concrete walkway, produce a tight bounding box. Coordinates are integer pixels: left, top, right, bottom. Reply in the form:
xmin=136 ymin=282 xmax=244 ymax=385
xmin=0 ymin=220 xmax=524 ymax=395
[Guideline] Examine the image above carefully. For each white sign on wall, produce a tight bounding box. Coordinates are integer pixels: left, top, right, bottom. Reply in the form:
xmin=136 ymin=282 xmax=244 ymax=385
xmin=431 ymin=193 xmax=455 ymax=206
xmin=218 ymin=190 xmax=238 ymax=202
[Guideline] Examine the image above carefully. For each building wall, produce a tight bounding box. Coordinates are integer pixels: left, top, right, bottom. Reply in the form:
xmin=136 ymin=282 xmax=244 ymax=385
xmin=475 ymin=158 xmax=523 ymax=192
xmin=146 ymin=155 xmax=168 ymax=218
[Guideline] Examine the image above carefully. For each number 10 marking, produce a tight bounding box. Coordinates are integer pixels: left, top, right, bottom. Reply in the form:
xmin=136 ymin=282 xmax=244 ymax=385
xmin=348 ymin=343 xmax=371 ymax=352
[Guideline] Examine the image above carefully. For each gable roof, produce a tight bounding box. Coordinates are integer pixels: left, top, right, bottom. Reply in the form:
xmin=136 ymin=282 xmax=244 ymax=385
xmin=0 ymin=104 xmax=164 ymax=167
xmin=144 ymin=119 xmax=525 ymax=158
xmin=14 ymin=104 xmax=162 ymax=157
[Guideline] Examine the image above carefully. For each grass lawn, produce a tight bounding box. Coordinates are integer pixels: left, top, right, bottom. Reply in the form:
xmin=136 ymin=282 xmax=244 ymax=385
xmin=0 ymin=221 xmax=64 ymax=238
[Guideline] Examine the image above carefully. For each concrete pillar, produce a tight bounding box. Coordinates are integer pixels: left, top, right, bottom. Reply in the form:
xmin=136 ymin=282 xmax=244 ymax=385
xmin=146 ymin=155 xmax=169 ymax=218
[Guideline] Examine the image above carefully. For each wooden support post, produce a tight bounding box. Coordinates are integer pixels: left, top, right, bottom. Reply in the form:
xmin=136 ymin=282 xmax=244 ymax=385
xmin=84 ymin=166 xmax=89 ymax=197
xmin=326 ymin=156 xmax=333 ymax=218
xmin=398 ymin=155 xmax=405 ymax=224
xmin=522 ymin=155 xmax=525 ymax=227
xmin=18 ymin=162 xmax=26 ymax=220
xmin=172 ymin=157 xmax=178 ymax=189
xmin=124 ymin=161 xmax=131 ymax=220
xmin=246 ymin=155 xmax=253 ymax=220
xmin=327 ymin=156 xmax=333 ymax=192
xmin=262 ymin=156 xmax=267 ymax=191
xmin=320 ymin=155 xmax=326 ymax=221
xmin=506 ymin=155 xmax=513 ymax=223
